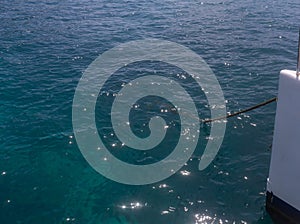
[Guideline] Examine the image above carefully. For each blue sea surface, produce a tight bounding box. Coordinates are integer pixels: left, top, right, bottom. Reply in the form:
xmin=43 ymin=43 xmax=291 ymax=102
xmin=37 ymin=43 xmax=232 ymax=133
xmin=1 ymin=0 xmax=300 ymax=223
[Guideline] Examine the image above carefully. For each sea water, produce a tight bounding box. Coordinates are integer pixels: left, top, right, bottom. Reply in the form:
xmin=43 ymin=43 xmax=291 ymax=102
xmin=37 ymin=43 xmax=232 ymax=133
xmin=1 ymin=0 xmax=300 ymax=223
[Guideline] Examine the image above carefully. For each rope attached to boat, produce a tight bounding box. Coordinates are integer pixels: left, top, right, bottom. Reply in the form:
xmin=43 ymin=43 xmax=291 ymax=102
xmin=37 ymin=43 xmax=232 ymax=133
xmin=202 ymin=97 xmax=277 ymax=123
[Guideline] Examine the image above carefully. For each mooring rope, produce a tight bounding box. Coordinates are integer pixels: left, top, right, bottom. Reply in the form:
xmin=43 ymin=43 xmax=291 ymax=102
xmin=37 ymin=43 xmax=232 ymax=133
xmin=202 ymin=97 xmax=277 ymax=123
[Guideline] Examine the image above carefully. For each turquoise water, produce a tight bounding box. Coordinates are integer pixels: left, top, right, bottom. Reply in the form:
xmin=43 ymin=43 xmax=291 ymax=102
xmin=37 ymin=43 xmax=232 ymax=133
xmin=1 ymin=0 xmax=300 ymax=223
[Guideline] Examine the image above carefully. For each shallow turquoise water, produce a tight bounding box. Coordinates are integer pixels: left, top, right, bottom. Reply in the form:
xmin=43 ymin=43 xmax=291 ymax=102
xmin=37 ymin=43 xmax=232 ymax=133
xmin=1 ymin=0 xmax=300 ymax=223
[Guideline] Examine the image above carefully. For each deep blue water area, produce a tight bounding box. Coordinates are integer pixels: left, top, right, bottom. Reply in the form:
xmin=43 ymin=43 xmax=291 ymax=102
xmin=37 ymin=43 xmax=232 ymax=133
xmin=1 ymin=0 xmax=300 ymax=223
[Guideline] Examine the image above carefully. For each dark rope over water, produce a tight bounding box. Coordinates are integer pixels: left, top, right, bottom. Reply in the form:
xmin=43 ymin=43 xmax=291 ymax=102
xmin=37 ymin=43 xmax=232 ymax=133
xmin=202 ymin=97 xmax=277 ymax=123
